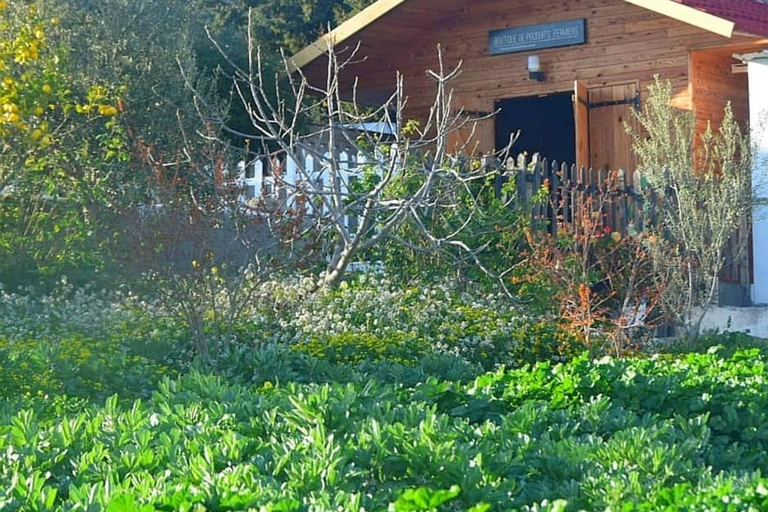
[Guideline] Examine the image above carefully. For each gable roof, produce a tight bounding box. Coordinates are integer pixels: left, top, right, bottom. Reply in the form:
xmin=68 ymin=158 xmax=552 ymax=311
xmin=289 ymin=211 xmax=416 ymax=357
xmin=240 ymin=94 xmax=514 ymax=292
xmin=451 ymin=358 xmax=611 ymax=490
xmin=672 ymin=0 xmax=768 ymax=37
xmin=290 ymin=0 xmax=768 ymax=70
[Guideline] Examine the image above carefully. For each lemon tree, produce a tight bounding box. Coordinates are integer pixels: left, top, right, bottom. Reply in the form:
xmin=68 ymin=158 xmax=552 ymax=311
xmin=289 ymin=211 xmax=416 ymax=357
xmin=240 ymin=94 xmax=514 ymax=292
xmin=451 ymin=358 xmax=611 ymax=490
xmin=0 ymin=1 xmax=127 ymax=287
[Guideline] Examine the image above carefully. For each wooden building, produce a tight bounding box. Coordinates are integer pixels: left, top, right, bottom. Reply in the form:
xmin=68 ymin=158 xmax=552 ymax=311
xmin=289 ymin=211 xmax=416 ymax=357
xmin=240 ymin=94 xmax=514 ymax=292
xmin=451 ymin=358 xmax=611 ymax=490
xmin=289 ymin=0 xmax=768 ymax=306
xmin=290 ymin=0 xmax=768 ymax=173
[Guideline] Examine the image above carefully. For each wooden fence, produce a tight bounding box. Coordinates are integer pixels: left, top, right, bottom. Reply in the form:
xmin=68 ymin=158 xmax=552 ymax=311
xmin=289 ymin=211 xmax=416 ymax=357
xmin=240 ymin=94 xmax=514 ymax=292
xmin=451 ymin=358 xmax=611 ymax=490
xmin=497 ymin=153 xmax=751 ymax=287
xmin=496 ymin=153 xmax=645 ymax=237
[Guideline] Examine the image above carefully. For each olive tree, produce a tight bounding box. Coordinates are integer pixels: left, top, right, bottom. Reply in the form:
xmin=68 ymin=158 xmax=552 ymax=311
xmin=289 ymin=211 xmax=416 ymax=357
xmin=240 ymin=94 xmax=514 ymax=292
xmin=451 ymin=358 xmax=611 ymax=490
xmin=628 ymin=78 xmax=753 ymax=337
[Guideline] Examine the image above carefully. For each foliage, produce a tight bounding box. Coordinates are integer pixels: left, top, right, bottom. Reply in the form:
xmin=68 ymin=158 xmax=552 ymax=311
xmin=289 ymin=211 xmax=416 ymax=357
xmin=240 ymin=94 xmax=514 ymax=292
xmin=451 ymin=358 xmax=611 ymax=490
xmin=658 ymin=329 xmax=768 ymax=359
xmin=0 ymin=274 xmax=579 ymax=379
xmin=148 ymin=260 xmax=267 ymax=362
xmin=0 ymin=1 xmax=127 ymax=288
xmin=201 ymin=0 xmax=377 ymax=55
xmin=189 ymin=0 xmax=378 ymax=144
xmin=292 ymin=331 xmax=429 ymax=366
xmin=0 ymin=334 xmax=175 ymax=402
xmin=5 ymin=343 xmax=768 ymax=510
xmin=245 ymin=275 xmax=582 ymax=370
xmin=0 ymin=280 xmax=182 ymax=401
xmin=628 ymin=78 xmax=753 ymax=336
xmin=0 ymin=0 xmax=381 ymax=290
xmin=51 ymin=0 xmax=220 ymax=158
xmin=370 ymin=163 xmax=530 ymax=291
xmin=523 ymin=183 xmax=662 ymax=354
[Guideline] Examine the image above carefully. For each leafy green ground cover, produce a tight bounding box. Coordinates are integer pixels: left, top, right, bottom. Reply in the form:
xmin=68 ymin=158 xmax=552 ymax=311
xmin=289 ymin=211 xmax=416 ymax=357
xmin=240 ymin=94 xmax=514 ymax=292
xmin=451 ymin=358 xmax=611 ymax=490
xmin=3 ymin=346 xmax=768 ymax=511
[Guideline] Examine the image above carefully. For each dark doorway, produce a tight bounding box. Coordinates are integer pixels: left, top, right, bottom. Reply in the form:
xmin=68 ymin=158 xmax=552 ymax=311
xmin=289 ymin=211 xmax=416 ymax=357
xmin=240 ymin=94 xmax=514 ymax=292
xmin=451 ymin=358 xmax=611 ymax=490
xmin=495 ymin=92 xmax=576 ymax=164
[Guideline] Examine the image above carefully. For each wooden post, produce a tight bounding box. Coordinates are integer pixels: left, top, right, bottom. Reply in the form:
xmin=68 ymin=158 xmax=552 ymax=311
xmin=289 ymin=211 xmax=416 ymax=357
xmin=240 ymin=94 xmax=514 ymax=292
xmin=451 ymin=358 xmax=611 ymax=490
xmin=531 ymin=155 xmax=544 ymax=231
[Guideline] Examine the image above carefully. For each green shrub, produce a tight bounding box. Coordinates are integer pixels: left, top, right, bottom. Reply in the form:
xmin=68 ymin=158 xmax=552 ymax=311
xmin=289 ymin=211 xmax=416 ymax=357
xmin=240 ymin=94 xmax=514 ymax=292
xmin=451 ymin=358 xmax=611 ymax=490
xmin=259 ymin=275 xmax=583 ymax=370
xmin=0 ymin=334 xmax=176 ymax=402
xmin=658 ymin=330 xmax=768 ymax=359
xmin=212 ymin=342 xmax=482 ymax=387
xmin=292 ymin=331 xmax=429 ymax=366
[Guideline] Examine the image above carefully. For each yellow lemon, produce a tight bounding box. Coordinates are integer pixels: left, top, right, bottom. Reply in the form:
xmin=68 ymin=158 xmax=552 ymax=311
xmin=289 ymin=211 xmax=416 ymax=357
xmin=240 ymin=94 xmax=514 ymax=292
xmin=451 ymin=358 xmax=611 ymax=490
xmin=99 ymin=105 xmax=117 ymax=116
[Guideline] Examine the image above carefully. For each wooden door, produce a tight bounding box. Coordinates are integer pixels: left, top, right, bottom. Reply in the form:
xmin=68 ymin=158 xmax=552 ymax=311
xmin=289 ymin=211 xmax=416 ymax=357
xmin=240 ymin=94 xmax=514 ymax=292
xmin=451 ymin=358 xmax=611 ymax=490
xmin=587 ymin=82 xmax=639 ymax=174
xmin=573 ymin=81 xmax=590 ymax=169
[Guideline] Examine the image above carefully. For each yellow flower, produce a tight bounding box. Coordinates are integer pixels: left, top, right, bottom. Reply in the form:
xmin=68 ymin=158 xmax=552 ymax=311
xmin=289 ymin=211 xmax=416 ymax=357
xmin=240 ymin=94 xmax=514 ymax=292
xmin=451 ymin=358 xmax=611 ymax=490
xmin=610 ymin=231 xmax=622 ymax=243
xmin=0 ymin=1 xmax=7 ymax=9
xmin=31 ymin=128 xmax=42 ymax=140
xmin=42 ymin=84 xmax=52 ymax=94
xmin=34 ymin=106 xmax=44 ymax=116
xmin=51 ymin=17 xmax=60 ymax=26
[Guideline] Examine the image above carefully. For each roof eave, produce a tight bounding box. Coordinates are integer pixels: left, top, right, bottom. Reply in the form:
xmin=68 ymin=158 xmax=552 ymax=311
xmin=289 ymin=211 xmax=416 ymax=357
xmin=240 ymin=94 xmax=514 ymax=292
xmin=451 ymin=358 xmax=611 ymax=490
xmin=290 ymin=0 xmax=739 ymax=72
xmin=621 ymin=0 xmax=734 ymax=37
xmin=288 ymin=0 xmax=411 ymax=71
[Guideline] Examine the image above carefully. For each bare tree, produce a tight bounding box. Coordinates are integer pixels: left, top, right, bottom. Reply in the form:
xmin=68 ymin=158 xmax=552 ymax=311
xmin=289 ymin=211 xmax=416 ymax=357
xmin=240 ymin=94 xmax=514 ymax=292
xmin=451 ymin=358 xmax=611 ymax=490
xmin=194 ymin=11 xmax=518 ymax=290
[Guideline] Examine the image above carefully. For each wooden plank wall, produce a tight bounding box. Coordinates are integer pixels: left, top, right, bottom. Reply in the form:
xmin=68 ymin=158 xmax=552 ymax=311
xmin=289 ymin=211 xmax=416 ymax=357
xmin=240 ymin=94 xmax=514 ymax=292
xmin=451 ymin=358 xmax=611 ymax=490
xmin=689 ymin=48 xmax=751 ymax=287
xmin=304 ymin=0 xmax=766 ymax=157
xmin=690 ymin=48 xmax=751 ymax=135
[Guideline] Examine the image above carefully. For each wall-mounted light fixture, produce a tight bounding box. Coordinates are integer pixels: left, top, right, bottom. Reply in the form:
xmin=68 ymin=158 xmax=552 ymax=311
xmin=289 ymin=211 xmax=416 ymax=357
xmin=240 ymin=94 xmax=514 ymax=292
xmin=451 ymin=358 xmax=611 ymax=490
xmin=527 ymin=55 xmax=545 ymax=82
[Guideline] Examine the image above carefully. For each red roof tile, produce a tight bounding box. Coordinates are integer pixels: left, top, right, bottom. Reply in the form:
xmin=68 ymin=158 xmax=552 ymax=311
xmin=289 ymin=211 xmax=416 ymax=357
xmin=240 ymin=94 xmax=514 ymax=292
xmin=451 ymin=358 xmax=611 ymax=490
xmin=675 ymin=0 xmax=768 ymax=37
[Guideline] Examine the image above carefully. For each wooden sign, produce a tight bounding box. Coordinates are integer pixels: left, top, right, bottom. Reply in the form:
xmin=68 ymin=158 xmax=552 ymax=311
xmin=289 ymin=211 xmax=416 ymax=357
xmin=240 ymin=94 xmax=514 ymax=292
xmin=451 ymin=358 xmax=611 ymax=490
xmin=489 ymin=19 xmax=586 ymax=55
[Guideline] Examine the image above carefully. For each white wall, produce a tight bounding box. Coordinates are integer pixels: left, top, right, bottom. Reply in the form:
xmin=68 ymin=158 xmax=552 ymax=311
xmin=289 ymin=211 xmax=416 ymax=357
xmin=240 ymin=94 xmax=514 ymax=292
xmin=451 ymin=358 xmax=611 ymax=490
xmin=748 ymin=55 xmax=768 ymax=305
xmin=696 ymin=306 xmax=768 ymax=339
